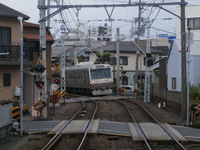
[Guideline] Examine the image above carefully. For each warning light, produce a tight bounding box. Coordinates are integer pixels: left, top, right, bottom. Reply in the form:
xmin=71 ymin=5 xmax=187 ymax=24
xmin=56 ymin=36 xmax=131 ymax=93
xmin=35 ymin=81 xmax=44 ymax=88
xmin=55 ymin=79 xmax=59 ymax=84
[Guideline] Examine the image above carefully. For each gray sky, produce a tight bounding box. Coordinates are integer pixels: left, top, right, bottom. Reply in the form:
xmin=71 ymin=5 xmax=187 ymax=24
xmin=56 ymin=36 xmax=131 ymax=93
xmin=1 ymin=0 xmax=200 ymax=39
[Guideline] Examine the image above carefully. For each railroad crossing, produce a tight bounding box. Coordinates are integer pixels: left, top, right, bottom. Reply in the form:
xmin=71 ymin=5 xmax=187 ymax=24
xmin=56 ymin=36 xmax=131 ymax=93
xmin=19 ymin=118 xmax=200 ymax=142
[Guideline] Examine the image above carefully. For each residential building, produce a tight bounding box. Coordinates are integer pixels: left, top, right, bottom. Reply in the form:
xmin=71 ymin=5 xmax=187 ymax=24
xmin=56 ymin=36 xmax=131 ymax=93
xmin=0 ymin=3 xmax=54 ymax=110
xmin=176 ymin=5 xmax=200 ymax=41
xmin=151 ymin=5 xmax=200 ymax=116
xmin=88 ymin=41 xmax=166 ymax=86
xmin=167 ymin=39 xmax=200 ymax=92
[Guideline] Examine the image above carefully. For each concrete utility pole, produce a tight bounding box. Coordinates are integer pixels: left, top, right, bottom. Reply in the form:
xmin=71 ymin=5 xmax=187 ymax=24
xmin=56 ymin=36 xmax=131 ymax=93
xmin=134 ymin=0 xmax=142 ymax=89
xmin=186 ymin=26 xmax=191 ymax=126
xmin=61 ymin=27 xmax=66 ymax=96
xmin=39 ymin=0 xmax=47 ymax=118
xmin=180 ymin=0 xmax=187 ymax=123
xmin=144 ymin=24 xmax=151 ymax=103
xmin=116 ymin=28 xmax=120 ymax=95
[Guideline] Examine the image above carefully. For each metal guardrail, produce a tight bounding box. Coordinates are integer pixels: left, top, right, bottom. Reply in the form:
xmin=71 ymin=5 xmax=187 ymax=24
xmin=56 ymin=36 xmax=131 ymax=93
xmin=0 ymin=103 xmax=12 ymax=127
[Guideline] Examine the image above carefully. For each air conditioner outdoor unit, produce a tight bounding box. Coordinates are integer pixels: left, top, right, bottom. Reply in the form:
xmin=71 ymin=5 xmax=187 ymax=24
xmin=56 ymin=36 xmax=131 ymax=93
xmin=14 ymin=86 xmax=20 ymax=96
xmin=0 ymin=84 xmax=3 ymax=90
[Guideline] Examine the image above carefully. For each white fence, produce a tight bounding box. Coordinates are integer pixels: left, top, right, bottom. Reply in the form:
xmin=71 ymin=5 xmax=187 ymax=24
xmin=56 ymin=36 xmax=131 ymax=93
xmin=0 ymin=103 xmax=12 ymax=127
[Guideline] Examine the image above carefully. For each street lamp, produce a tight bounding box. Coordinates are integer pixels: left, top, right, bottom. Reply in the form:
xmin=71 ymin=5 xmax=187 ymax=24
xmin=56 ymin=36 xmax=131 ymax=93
xmin=18 ymin=16 xmax=23 ymax=136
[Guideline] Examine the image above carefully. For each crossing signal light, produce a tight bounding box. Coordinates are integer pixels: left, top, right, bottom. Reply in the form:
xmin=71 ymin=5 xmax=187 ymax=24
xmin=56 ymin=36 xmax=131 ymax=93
xmin=52 ymin=73 xmax=60 ymax=77
xmin=55 ymin=79 xmax=59 ymax=84
xmin=35 ymin=81 xmax=44 ymax=88
xmin=30 ymin=64 xmax=46 ymax=73
xmin=35 ymin=64 xmax=46 ymax=73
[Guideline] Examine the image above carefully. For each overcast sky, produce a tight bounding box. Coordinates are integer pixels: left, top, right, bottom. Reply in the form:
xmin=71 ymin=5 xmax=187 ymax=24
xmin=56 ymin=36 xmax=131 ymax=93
xmin=1 ymin=0 xmax=200 ymax=39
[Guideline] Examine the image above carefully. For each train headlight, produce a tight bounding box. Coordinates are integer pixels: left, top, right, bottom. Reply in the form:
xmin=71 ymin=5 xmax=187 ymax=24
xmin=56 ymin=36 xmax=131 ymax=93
xmin=91 ymin=80 xmax=96 ymax=84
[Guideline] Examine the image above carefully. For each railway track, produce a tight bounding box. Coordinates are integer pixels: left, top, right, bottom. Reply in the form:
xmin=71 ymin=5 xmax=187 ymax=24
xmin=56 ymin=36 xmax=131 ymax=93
xmin=41 ymin=100 xmax=86 ymax=150
xmin=116 ymin=99 xmax=187 ymax=150
xmin=34 ymin=97 xmax=191 ymax=150
xmin=42 ymin=99 xmax=98 ymax=150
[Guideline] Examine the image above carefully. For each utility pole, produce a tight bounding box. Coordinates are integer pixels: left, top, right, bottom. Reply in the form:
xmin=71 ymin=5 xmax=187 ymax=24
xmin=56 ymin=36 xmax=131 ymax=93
xmin=134 ymin=0 xmax=142 ymax=90
xmin=61 ymin=26 xmax=66 ymax=101
xmin=186 ymin=26 xmax=191 ymax=126
xmin=144 ymin=23 xmax=151 ymax=103
xmin=180 ymin=0 xmax=187 ymax=122
xmin=39 ymin=0 xmax=47 ymax=118
xmin=47 ymin=0 xmax=50 ymax=27
xmin=116 ymin=28 xmax=120 ymax=95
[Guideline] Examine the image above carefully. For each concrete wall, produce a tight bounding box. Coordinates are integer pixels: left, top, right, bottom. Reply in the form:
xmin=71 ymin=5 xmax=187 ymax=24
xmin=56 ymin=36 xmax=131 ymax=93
xmin=167 ymin=41 xmax=182 ymax=92
xmin=0 ymin=103 xmax=12 ymax=139
xmin=0 ymin=66 xmax=20 ymax=100
xmin=153 ymin=83 xmax=181 ymax=104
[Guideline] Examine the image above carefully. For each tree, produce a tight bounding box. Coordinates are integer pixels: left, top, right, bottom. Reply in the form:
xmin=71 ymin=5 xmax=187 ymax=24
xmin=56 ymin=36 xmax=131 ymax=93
xmin=95 ymin=51 xmax=111 ymax=64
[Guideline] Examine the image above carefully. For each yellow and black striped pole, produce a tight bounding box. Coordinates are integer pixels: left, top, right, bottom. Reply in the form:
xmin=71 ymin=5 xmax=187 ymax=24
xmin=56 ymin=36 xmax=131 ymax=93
xmin=12 ymin=107 xmax=20 ymax=131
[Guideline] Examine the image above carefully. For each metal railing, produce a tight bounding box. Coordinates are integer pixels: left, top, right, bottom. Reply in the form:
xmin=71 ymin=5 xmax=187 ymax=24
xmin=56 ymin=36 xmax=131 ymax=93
xmin=0 ymin=43 xmax=32 ymax=61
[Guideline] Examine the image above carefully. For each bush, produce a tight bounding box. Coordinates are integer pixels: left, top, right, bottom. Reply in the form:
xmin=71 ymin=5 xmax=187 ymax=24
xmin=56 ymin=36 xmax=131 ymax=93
xmin=112 ymin=85 xmax=117 ymax=95
xmin=190 ymin=86 xmax=200 ymax=102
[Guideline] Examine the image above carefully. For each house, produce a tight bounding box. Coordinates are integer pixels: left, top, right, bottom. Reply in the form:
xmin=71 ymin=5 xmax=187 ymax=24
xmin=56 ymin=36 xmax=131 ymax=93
xmin=0 ymin=3 xmax=54 ymax=110
xmin=153 ymin=5 xmax=200 ymax=100
xmin=167 ymin=39 xmax=200 ymax=92
xmin=176 ymin=5 xmax=200 ymax=41
xmin=88 ymin=41 xmax=167 ymax=86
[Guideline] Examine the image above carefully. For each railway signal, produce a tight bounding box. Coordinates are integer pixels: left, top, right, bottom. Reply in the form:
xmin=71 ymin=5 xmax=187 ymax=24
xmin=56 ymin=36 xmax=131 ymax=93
xmin=35 ymin=80 xmax=44 ymax=88
xmin=55 ymin=79 xmax=59 ymax=84
xmin=30 ymin=64 xmax=46 ymax=73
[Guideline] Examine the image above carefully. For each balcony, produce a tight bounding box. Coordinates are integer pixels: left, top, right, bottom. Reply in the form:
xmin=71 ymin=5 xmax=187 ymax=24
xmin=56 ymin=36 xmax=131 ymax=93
xmin=0 ymin=43 xmax=33 ymax=65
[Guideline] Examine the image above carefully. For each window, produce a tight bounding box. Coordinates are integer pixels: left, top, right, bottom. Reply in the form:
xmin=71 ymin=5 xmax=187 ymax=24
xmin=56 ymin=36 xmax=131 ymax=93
xmin=109 ymin=56 xmax=128 ymax=65
xmin=120 ymin=57 xmax=128 ymax=65
xmin=172 ymin=78 xmax=176 ymax=90
xmin=188 ymin=18 xmax=200 ymax=30
xmin=3 ymin=73 xmax=11 ymax=86
xmin=0 ymin=27 xmax=11 ymax=54
xmin=0 ymin=27 xmax=11 ymax=45
xmin=90 ymin=68 xmax=111 ymax=80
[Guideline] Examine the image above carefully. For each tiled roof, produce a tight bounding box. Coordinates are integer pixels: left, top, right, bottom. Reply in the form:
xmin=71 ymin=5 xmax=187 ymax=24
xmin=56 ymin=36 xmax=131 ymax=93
xmin=23 ymin=22 xmax=40 ymax=28
xmin=0 ymin=3 xmax=29 ymax=20
xmin=91 ymin=41 xmax=165 ymax=54
xmin=23 ymin=22 xmax=51 ymax=29
xmin=23 ymin=33 xmax=54 ymax=41
xmin=23 ymin=22 xmax=54 ymax=41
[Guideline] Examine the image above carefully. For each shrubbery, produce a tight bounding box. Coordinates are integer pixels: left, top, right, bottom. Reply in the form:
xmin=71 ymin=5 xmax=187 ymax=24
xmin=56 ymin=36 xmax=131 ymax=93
xmin=190 ymin=86 xmax=200 ymax=103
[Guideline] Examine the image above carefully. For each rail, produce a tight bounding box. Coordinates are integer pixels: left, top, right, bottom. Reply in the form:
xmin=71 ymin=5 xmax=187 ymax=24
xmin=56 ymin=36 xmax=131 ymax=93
xmin=115 ymin=100 xmax=152 ymax=150
xmin=41 ymin=100 xmax=86 ymax=150
xmin=77 ymin=99 xmax=99 ymax=150
xmin=126 ymin=99 xmax=187 ymax=150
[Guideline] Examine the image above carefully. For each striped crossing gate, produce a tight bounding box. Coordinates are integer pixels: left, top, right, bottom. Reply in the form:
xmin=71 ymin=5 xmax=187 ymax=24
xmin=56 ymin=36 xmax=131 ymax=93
xmin=12 ymin=107 xmax=20 ymax=131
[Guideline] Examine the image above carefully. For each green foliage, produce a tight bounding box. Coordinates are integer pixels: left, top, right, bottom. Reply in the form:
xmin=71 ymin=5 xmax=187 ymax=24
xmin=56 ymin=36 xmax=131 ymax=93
xmin=190 ymin=86 xmax=200 ymax=103
xmin=95 ymin=51 xmax=111 ymax=64
xmin=112 ymin=85 xmax=117 ymax=95
xmin=77 ymin=55 xmax=85 ymax=62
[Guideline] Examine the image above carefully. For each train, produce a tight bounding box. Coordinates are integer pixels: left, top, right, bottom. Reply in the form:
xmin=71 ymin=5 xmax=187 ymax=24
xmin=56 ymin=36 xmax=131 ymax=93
xmin=65 ymin=62 xmax=113 ymax=96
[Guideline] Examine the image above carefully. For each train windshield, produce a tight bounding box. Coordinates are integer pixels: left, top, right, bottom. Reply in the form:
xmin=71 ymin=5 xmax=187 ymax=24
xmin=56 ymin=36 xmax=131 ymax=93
xmin=90 ymin=68 xmax=111 ymax=79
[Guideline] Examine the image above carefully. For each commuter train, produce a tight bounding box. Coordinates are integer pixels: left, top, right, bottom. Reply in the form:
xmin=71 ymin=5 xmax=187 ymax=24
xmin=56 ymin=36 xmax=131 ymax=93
xmin=65 ymin=62 xmax=113 ymax=96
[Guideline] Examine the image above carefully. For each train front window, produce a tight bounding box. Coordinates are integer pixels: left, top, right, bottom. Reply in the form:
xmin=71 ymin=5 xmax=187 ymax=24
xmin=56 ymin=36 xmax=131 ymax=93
xmin=90 ymin=68 xmax=111 ymax=79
